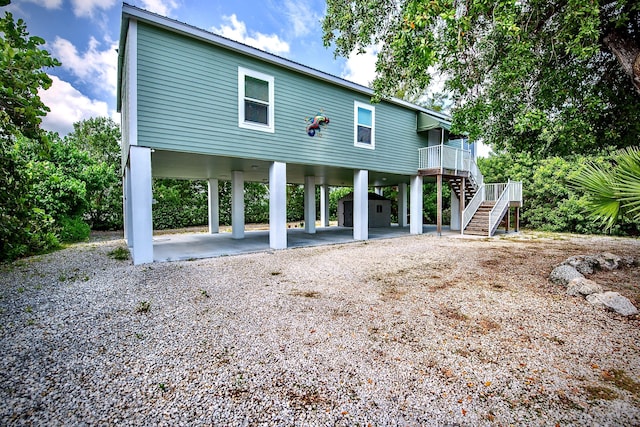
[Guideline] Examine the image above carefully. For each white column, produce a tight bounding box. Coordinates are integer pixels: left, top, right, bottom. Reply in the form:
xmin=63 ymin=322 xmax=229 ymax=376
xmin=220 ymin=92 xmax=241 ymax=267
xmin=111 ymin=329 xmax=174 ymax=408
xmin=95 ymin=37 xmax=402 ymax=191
xmin=129 ymin=146 xmax=153 ymax=264
xmin=207 ymin=178 xmax=219 ymax=234
xmin=269 ymin=162 xmax=287 ymax=249
xmin=398 ymin=182 xmax=407 ymax=227
xmin=123 ymin=167 xmax=132 ymax=245
xmin=231 ymin=171 xmax=244 ymax=239
xmin=410 ymin=175 xmax=423 ymax=235
xmin=320 ymin=184 xmax=330 ymax=227
xmin=353 ymin=170 xmax=368 ymax=240
xmin=304 ymin=176 xmax=316 ymax=234
xmin=450 ymin=191 xmax=460 ymax=231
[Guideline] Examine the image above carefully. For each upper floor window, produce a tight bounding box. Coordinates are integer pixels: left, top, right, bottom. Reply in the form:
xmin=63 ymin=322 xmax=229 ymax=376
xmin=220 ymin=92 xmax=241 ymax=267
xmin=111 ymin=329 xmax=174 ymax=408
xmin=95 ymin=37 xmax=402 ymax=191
xmin=238 ymin=67 xmax=274 ymax=133
xmin=354 ymin=101 xmax=375 ymax=149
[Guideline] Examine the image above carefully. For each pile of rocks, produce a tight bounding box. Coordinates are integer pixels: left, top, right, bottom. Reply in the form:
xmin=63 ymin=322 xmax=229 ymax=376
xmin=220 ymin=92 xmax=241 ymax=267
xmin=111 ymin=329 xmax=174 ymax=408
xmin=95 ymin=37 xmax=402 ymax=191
xmin=549 ymin=253 xmax=638 ymax=316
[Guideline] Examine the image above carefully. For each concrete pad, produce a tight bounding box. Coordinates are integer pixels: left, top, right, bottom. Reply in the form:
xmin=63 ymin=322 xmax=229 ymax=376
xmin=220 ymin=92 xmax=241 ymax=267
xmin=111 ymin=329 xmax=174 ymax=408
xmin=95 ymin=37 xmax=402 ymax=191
xmin=152 ymin=225 xmax=495 ymax=263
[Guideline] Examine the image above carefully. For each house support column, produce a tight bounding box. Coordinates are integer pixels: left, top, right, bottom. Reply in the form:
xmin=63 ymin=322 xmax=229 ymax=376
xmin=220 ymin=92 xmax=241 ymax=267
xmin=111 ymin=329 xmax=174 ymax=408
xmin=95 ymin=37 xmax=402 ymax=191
xmin=515 ymin=206 xmax=520 ymax=232
xmin=450 ymin=191 xmax=460 ymax=231
xmin=398 ymin=182 xmax=407 ymax=227
xmin=506 ymin=207 xmax=510 ymax=233
xmin=123 ymin=168 xmax=132 ymax=245
xmin=353 ymin=170 xmax=368 ymax=240
xmin=459 ymin=177 xmax=465 ymax=235
xmin=410 ymin=175 xmax=423 ymax=235
xmin=231 ymin=171 xmax=244 ymax=239
xmin=269 ymin=162 xmax=287 ymax=249
xmin=128 ymin=146 xmax=153 ymax=265
xmin=207 ymin=178 xmax=219 ymax=234
xmin=436 ymin=174 xmax=443 ymax=236
xmin=320 ymin=184 xmax=330 ymax=227
xmin=304 ymin=176 xmax=316 ymax=234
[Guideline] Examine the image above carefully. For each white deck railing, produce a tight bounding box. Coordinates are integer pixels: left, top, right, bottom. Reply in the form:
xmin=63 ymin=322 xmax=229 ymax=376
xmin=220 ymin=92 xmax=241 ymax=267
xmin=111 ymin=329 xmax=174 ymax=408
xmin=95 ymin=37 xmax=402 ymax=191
xmin=419 ymin=145 xmax=471 ymax=175
xmin=489 ymin=184 xmax=511 ymax=236
xmin=462 ymin=185 xmax=484 ymax=230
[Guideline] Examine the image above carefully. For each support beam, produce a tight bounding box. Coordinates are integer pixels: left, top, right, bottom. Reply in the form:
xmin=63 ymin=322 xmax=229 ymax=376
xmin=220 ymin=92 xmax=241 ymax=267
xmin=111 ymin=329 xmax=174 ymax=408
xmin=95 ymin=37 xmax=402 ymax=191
xmin=304 ymin=176 xmax=316 ymax=234
xmin=353 ymin=170 xmax=368 ymax=240
xmin=207 ymin=178 xmax=219 ymax=234
xmin=231 ymin=170 xmax=244 ymax=239
xmin=459 ymin=177 xmax=465 ymax=235
xmin=506 ymin=207 xmax=510 ymax=233
xmin=320 ymin=184 xmax=330 ymax=227
xmin=515 ymin=207 xmax=520 ymax=232
xmin=410 ymin=175 xmax=423 ymax=234
xmin=269 ymin=162 xmax=287 ymax=249
xmin=436 ymin=174 xmax=443 ymax=235
xmin=128 ymin=146 xmax=153 ymax=265
xmin=398 ymin=182 xmax=407 ymax=227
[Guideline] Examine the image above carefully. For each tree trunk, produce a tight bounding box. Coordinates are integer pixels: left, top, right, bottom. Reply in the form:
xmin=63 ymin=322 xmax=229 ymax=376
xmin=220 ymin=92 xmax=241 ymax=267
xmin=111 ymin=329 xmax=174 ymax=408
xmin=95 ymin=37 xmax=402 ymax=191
xmin=604 ymin=30 xmax=640 ymax=96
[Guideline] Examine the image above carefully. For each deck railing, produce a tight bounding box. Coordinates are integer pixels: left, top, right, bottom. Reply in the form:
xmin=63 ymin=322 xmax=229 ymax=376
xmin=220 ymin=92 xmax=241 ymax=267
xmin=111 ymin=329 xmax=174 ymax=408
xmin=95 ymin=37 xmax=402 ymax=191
xmin=419 ymin=145 xmax=471 ymax=175
xmin=462 ymin=185 xmax=484 ymax=230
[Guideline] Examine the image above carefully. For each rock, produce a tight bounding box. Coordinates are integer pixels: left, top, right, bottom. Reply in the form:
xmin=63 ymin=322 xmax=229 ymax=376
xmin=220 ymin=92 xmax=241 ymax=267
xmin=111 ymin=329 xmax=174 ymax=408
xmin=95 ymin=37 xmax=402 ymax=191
xmin=567 ymin=277 xmax=603 ymax=297
xmin=549 ymin=265 xmax=584 ymax=286
xmin=595 ymin=253 xmax=622 ymax=271
xmin=563 ymin=255 xmax=598 ymax=275
xmin=586 ymin=291 xmax=639 ymax=316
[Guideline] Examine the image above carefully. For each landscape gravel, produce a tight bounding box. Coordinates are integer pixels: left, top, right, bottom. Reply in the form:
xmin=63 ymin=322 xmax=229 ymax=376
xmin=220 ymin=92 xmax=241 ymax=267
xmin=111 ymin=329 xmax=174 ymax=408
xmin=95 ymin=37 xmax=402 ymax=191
xmin=1 ymin=231 xmax=639 ymax=426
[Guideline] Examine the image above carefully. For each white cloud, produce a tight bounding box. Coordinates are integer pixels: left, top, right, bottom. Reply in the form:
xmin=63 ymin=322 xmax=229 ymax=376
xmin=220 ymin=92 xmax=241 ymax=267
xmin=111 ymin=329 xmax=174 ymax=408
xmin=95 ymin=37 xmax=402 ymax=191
xmin=212 ymin=14 xmax=290 ymax=56
xmin=39 ymin=75 xmax=109 ymax=135
xmin=69 ymin=0 xmax=116 ymax=18
xmin=50 ymin=36 xmax=118 ymax=96
xmin=17 ymin=0 xmax=63 ymax=9
xmin=342 ymin=43 xmax=381 ymax=87
xmin=283 ymin=0 xmax=319 ymax=38
xmin=138 ymin=0 xmax=178 ymax=16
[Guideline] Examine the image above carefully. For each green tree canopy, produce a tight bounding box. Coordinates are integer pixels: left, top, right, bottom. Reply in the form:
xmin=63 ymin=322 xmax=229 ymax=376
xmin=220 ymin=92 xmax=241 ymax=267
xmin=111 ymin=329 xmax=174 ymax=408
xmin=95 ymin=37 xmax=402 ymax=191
xmin=322 ymin=0 xmax=640 ymax=156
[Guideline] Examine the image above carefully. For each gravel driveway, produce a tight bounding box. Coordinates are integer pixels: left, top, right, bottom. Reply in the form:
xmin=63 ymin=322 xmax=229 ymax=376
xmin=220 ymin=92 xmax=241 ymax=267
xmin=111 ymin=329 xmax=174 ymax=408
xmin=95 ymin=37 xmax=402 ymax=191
xmin=1 ymin=232 xmax=639 ymax=426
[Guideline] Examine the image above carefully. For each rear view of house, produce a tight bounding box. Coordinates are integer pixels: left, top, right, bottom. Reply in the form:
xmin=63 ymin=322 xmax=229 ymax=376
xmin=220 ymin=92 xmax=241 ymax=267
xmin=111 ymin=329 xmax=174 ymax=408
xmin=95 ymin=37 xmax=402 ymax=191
xmin=117 ymin=4 xmax=522 ymax=264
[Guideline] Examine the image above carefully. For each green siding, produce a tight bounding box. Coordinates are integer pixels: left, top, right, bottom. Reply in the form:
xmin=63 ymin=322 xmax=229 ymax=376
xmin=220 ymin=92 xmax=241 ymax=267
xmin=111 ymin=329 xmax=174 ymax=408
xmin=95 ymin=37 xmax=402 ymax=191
xmin=136 ymin=23 xmax=429 ymax=176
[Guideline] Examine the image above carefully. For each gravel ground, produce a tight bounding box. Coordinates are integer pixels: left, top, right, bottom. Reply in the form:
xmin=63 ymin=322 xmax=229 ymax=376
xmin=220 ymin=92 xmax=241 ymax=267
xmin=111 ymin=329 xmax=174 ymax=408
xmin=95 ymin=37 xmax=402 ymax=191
xmin=1 ymin=231 xmax=639 ymax=426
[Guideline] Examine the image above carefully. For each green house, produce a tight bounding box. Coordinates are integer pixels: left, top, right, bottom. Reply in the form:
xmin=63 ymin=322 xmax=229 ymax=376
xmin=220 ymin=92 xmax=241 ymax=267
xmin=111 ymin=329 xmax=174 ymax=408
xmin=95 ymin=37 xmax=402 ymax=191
xmin=118 ymin=4 xmax=522 ymax=264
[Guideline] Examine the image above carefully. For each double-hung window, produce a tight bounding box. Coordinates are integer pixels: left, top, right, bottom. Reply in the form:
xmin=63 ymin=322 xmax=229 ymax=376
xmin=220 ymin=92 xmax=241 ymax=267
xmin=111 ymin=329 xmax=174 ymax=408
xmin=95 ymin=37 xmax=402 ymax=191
xmin=238 ymin=67 xmax=275 ymax=133
xmin=354 ymin=101 xmax=375 ymax=149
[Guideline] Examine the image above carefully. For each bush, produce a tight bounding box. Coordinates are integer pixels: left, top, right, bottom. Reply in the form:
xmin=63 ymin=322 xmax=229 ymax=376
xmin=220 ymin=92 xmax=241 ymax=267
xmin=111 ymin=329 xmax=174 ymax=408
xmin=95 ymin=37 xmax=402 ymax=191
xmin=56 ymin=216 xmax=91 ymax=243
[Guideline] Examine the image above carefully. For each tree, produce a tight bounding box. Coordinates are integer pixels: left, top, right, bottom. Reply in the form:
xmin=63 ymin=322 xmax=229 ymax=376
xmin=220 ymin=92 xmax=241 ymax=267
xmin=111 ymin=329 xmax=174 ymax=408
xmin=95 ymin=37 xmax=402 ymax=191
xmin=65 ymin=117 xmax=123 ymax=230
xmin=573 ymin=146 xmax=640 ymax=228
xmin=322 ymin=0 xmax=640 ymax=156
xmin=0 ymin=4 xmax=61 ymax=260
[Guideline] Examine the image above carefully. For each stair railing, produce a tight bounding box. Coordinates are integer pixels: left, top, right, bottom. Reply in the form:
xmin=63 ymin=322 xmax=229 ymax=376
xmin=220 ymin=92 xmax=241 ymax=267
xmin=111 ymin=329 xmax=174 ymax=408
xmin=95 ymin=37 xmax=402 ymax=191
xmin=462 ymin=184 xmax=485 ymax=232
xmin=488 ymin=182 xmax=512 ymax=236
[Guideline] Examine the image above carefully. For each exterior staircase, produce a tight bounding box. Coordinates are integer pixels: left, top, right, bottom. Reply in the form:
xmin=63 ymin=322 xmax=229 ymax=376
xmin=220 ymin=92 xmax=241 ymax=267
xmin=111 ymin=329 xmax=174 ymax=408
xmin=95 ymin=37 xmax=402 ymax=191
xmin=464 ymin=202 xmax=496 ymax=236
xmin=418 ymin=143 xmax=522 ymax=237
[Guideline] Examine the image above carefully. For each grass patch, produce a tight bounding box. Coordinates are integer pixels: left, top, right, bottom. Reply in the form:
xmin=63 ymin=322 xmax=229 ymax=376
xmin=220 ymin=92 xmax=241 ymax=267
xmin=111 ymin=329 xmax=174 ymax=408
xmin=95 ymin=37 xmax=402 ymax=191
xmin=108 ymin=247 xmax=130 ymax=261
xmin=584 ymin=385 xmax=618 ymax=401
xmin=290 ymin=289 xmax=321 ymax=298
xmin=135 ymin=301 xmax=151 ymax=313
xmin=602 ymin=369 xmax=640 ymax=397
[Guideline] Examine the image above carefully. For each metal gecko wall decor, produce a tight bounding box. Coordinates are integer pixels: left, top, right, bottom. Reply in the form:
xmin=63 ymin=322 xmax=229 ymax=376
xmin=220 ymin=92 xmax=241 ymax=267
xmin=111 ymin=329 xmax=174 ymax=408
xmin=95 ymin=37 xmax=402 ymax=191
xmin=305 ymin=111 xmax=330 ymax=137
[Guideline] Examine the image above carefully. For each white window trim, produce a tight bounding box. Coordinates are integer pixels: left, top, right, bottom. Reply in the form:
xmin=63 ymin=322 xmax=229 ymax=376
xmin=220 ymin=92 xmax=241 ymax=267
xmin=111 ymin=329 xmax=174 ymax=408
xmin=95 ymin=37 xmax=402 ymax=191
xmin=354 ymin=101 xmax=375 ymax=149
xmin=238 ymin=67 xmax=275 ymax=133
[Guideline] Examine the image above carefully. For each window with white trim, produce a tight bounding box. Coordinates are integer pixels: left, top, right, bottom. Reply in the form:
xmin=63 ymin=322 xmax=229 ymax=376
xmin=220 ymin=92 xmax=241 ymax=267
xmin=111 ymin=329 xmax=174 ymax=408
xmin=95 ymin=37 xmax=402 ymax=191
xmin=238 ymin=67 xmax=275 ymax=133
xmin=354 ymin=101 xmax=375 ymax=149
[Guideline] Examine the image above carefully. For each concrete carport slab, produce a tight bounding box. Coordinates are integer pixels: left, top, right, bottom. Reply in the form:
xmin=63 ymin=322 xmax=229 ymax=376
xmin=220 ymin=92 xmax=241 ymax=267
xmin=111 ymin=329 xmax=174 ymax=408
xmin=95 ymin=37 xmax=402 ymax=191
xmin=153 ymin=225 xmax=456 ymax=262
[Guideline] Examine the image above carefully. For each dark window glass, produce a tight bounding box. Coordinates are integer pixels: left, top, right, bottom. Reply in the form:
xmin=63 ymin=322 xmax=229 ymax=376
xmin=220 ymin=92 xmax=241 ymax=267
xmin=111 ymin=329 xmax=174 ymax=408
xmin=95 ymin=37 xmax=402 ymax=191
xmin=357 ymin=125 xmax=371 ymax=144
xmin=244 ymin=100 xmax=268 ymax=125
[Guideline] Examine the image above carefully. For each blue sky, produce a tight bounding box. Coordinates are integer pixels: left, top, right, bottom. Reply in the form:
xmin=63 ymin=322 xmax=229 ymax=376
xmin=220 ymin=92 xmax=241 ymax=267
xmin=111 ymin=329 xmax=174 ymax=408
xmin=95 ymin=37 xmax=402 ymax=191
xmin=6 ymin=0 xmax=381 ymax=135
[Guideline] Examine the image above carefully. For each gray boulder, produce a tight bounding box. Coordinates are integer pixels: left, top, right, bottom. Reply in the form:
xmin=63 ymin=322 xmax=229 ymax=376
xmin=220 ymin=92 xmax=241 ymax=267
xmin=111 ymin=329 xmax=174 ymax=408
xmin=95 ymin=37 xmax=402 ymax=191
xmin=564 ymin=255 xmax=598 ymax=275
xmin=586 ymin=291 xmax=639 ymax=316
xmin=567 ymin=277 xmax=603 ymax=297
xmin=594 ymin=253 xmax=622 ymax=271
xmin=549 ymin=264 xmax=584 ymax=286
